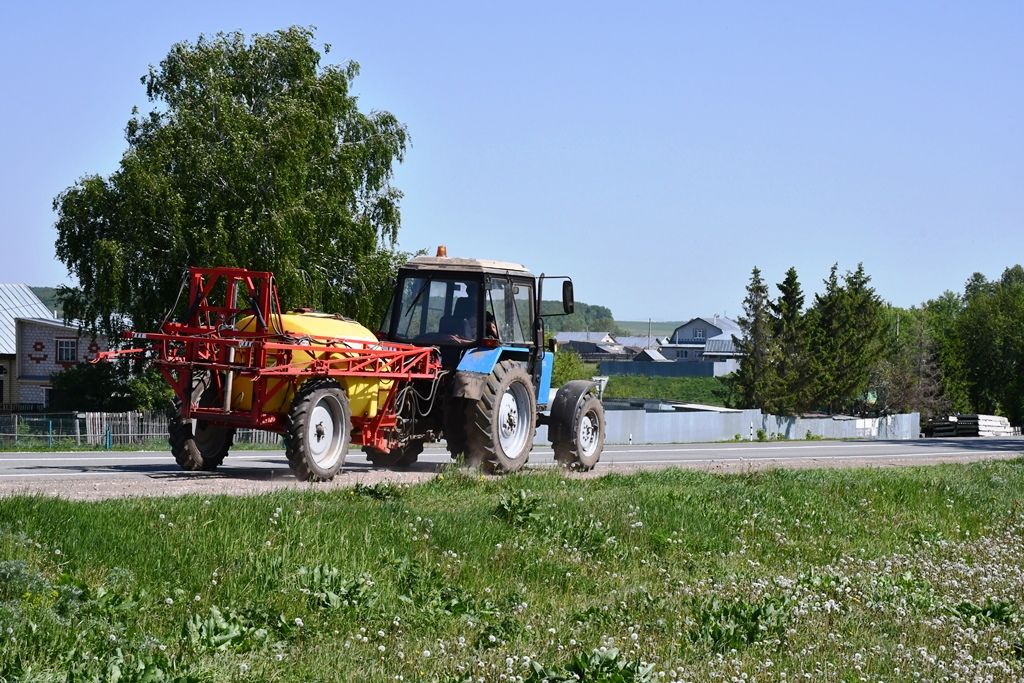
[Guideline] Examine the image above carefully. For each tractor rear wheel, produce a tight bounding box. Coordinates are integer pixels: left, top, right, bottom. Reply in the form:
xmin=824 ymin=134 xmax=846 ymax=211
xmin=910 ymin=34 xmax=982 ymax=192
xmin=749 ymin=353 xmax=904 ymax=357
xmin=553 ymin=394 xmax=604 ymax=471
xmin=442 ymin=395 xmax=470 ymax=463
xmin=168 ymin=370 xmax=234 ymax=471
xmin=363 ymin=441 xmax=424 ymax=468
xmin=169 ymin=418 xmax=234 ymax=471
xmin=465 ymin=360 xmax=536 ymax=473
xmin=285 ymin=379 xmax=351 ymax=481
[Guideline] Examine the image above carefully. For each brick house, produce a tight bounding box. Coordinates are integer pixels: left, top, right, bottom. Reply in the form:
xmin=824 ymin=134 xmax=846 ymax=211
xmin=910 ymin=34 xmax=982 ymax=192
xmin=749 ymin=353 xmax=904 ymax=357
xmin=15 ymin=318 xmax=107 ymax=407
xmin=0 ymin=284 xmax=54 ymax=408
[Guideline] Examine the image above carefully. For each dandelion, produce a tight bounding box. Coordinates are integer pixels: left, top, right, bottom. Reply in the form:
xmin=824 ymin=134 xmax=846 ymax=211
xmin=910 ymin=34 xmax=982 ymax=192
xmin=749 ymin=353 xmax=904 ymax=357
xmin=165 ymin=597 xmax=174 ymax=606
xmin=294 ymin=617 xmax=304 ymax=628
xmin=239 ymin=663 xmax=249 ymax=674
xmin=275 ymin=653 xmax=284 ymax=662
xmin=54 ymin=549 xmax=62 ymax=556
xmin=422 ymin=649 xmax=431 ymax=658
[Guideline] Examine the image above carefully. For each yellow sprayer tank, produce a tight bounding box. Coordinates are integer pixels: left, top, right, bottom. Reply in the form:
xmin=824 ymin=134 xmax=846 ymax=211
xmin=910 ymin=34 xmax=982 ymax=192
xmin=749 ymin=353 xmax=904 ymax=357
xmin=231 ymin=313 xmax=392 ymax=419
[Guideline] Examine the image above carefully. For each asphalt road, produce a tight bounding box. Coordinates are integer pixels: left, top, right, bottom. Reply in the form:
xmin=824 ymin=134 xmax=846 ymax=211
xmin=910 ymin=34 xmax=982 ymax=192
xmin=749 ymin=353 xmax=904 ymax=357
xmin=0 ymin=437 xmax=1020 ymax=500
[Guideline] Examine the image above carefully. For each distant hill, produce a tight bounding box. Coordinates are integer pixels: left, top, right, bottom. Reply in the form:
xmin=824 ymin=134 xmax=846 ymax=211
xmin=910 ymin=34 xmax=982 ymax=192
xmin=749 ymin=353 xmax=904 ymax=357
xmin=29 ymin=287 xmax=62 ymax=318
xmin=615 ymin=320 xmax=684 ymax=337
xmin=540 ymin=300 xmax=622 ymax=335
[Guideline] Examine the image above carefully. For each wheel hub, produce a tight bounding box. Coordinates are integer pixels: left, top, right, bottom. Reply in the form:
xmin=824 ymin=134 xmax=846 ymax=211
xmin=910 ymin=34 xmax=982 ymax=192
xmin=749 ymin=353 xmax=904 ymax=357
xmin=307 ymin=399 xmax=341 ymax=468
xmin=497 ymin=383 xmax=531 ymax=459
xmin=578 ymin=412 xmax=598 ymax=456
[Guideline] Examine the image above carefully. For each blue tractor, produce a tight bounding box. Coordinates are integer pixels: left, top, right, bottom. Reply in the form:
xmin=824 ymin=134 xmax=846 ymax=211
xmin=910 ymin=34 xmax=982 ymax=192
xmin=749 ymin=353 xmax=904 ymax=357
xmin=367 ymin=250 xmax=605 ymax=472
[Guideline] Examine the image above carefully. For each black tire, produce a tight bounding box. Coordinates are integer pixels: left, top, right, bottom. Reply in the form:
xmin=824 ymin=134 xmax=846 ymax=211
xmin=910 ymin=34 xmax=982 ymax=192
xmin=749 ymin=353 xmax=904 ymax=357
xmin=168 ymin=370 xmax=234 ymax=471
xmin=363 ymin=441 xmax=424 ymax=468
xmin=285 ymin=379 xmax=351 ymax=482
xmin=553 ymin=394 xmax=605 ymax=471
xmin=442 ymin=395 xmax=469 ymax=463
xmin=465 ymin=360 xmax=536 ymax=473
xmin=169 ymin=418 xmax=234 ymax=471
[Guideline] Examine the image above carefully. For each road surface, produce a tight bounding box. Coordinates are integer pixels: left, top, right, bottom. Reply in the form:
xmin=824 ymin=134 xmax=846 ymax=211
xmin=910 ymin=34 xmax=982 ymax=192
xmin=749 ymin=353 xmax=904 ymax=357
xmin=0 ymin=438 xmax=1020 ymax=500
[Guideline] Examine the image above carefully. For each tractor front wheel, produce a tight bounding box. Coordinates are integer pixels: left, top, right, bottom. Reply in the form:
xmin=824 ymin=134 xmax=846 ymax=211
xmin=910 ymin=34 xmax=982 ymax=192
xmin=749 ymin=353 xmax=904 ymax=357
xmin=285 ymin=379 xmax=351 ymax=481
xmin=466 ymin=360 xmax=536 ymax=473
xmin=553 ymin=394 xmax=604 ymax=471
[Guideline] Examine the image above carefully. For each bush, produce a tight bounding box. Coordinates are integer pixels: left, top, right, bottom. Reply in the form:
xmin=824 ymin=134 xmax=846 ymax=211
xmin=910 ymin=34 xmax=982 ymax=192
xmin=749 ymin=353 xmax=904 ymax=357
xmin=551 ymin=349 xmax=590 ymax=388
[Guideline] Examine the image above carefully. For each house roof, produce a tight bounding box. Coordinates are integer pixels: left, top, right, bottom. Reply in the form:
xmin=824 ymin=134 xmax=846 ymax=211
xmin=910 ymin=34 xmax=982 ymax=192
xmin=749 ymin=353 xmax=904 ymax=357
xmin=555 ymin=331 xmax=614 ymax=343
xmin=703 ymin=335 xmax=740 ymax=356
xmin=17 ymin=317 xmax=82 ymax=332
xmin=614 ymin=335 xmax=660 ymax=349
xmin=634 ymin=348 xmax=669 ymax=362
xmin=671 ymin=316 xmax=740 ymax=337
xmin=0 ymin=285 xmax=54 ymax=355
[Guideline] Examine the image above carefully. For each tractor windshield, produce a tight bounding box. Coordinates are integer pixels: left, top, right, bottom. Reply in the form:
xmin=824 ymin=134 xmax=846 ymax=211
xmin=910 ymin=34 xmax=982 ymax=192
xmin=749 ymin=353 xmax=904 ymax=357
xmin=390 ymin=275 xmax=481 ymax=345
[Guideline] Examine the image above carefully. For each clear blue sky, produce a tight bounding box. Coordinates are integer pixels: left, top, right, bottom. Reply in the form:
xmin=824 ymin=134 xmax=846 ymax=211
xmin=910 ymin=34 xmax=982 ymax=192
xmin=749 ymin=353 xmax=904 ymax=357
xmin=1 ymin=1 xmax=1020 ymax=320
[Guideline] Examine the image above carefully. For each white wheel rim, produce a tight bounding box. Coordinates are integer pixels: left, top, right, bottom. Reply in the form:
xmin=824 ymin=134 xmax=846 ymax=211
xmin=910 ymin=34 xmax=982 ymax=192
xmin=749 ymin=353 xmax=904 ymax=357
xmin=578 ymin=410 xmax=599 ymax=458
xmin=498 ymin=382 xmax=531 ymax=458
xmin=307 ymin=395 xmax=344 ymax=469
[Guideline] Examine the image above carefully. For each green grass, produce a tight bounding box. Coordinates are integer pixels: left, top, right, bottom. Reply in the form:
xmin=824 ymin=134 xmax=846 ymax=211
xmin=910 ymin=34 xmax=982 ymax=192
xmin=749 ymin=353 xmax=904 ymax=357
xmin=2 ymin=462 xmax=1024 ymax=681
xmin=603 ymin=375 xmax=729 ymax=405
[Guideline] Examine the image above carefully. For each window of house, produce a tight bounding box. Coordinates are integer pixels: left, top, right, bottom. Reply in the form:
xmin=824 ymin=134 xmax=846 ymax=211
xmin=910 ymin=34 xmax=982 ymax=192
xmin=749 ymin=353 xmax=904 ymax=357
xmin=42 ymin=387 xmax=51 ymax=408
xmin=694 ymin=328 xmax=705 ymax=340
xmin=682 ymin=350 xmax=688 ymax=358
xmin=56 ymin=339 xmax=77 ymax=363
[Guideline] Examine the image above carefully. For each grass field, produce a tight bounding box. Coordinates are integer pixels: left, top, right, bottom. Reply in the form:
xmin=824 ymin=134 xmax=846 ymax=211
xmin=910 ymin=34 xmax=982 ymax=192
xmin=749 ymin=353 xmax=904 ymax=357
xmin=603 ymin=375 xmax=730 ymax=406
xmin=2 ymin=462 xmax=1023 ymax=681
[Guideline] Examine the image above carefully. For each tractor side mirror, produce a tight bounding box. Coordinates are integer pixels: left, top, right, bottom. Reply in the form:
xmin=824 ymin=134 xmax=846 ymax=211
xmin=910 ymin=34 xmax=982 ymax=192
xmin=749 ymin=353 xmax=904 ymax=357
xmin=562 ymin=280 xmax=574 ymax=315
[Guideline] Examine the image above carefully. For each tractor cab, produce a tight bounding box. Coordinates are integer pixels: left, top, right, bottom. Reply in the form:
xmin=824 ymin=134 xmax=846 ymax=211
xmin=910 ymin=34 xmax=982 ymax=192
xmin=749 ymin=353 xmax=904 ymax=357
xmin=383 ymin=254 xmax=558 ymax=371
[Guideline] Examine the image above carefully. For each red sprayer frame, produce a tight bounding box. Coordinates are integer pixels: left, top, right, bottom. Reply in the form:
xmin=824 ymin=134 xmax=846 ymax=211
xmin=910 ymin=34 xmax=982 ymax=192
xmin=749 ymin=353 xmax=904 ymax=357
xmin=97 ymin=266 xmax=442 ymax=452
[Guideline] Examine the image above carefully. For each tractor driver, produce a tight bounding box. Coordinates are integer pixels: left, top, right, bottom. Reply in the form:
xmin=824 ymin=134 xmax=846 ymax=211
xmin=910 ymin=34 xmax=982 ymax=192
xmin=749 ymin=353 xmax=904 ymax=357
xmin=485 ymin=311 xmax=499 ymax=339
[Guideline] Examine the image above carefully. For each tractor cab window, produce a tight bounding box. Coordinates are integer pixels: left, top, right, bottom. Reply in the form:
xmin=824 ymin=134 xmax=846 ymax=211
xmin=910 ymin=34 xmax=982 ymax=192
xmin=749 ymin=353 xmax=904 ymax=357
xmin=486 ymin=277 xmax=533 ymax=345
xmin=392 ymin=275 xmax=481 ymax=345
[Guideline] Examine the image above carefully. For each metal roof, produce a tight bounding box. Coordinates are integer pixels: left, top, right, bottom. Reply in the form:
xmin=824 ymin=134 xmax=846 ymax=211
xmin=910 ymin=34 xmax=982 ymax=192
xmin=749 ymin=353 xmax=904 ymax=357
xmin=703 ymin=335 xmax=740 ymax=356
xmin=555 ymin=331 xmax=615 ymax=343
xmin=402 ymin=256 xmax=533 ymax=276
xmin=0 ymin=285 xmax=54 ymax=355
xmin=672 ymin=316 xmax=741 ymax=336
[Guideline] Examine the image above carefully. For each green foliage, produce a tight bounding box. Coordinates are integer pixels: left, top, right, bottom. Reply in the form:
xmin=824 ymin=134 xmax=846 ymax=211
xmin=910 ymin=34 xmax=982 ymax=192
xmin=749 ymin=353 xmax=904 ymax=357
xmin=527 ymin=648 xmax=655 ymax=683
xmin=493 ymin=489 xmax=542 ymax=528
xmin=954 ymin=267 xmax=1024 ymax=423
xmin=946 ymin=598 xmax=1017 ymax=626
xmin=686 ymin=594 xmax=790 ymax=652
xmin=733 ymin=263 xmax=888 ymax=416
xmin=806 ymin=263 xmax=886 ymax=414
xmin=770 ymin=267 xmax=813 ymax=414
xmin=54 ymin=27 xmax=409 ymax=336
xmin=542 ymin=300 xmax=624 ymax=335
xmin=870 ymin=307 xmax=949 ymax=419
xmin=731 ymin=267 xmax=782 ymax=410
xmin=602 ymin=376 xmax=728 ymax=405
xmin=29 ymin=287 xmax=62 ymax=318
xmin=551 ymin=349 xmax=591 ymax=387
xmin=184 ymin=605 xmax=269 ymax=652
xmin=50 ymin=363 xmax=172 ymax=412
